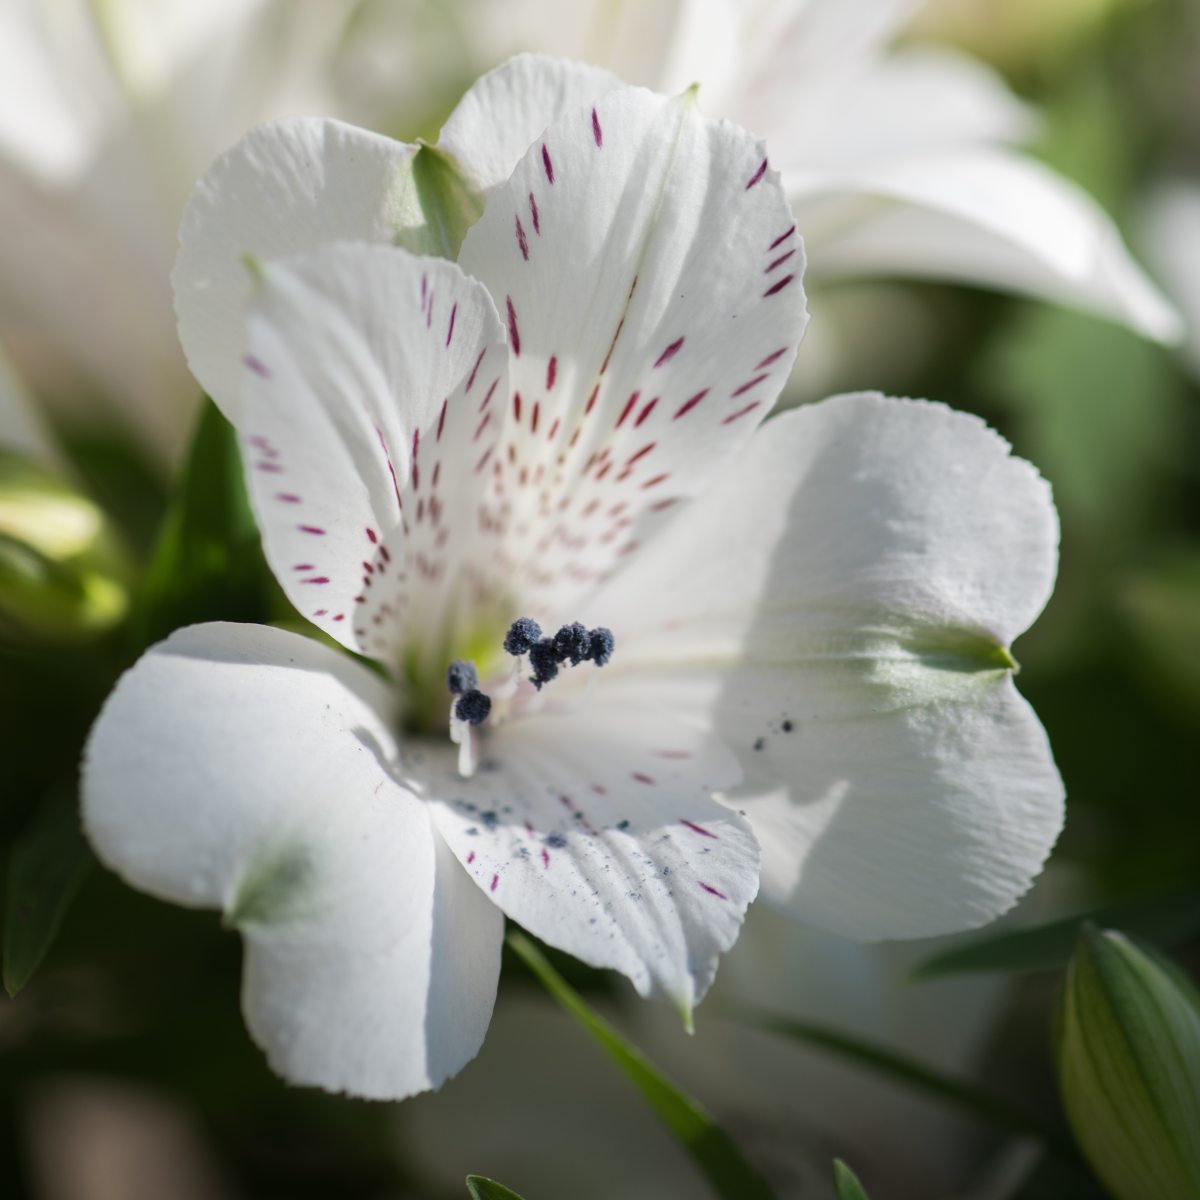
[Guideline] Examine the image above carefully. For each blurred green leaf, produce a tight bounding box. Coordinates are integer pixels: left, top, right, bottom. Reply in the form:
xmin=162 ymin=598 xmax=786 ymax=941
xmin=507 ymin=930 xmax=776 ymax=1200
xmin=401 ymin=142 xmax=484 ymax=260
xmin=833 ymin=1159 xmax=870 ymax=1200
xmin=1120 ymin=550 xmax=1200 ymax=716
xmin=1056 ymin=925 xmax=1200 ymax=1200
xmin=746 ymin=1013 xmax=1071 ymax=1154
xmin=4 ymin=783 xmax=93 ymax=996
xmin=915 ymin=884 xmax=1200 ymax=979
xmin=465 ymin=1177 xmax=527 ymax=1200
xmin=131 ymin=398 xmax=281 ymax=647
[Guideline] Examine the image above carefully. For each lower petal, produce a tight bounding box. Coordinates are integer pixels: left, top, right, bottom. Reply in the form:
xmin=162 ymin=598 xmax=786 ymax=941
xmin=83 ymin=622 xmax=502 ymax=1099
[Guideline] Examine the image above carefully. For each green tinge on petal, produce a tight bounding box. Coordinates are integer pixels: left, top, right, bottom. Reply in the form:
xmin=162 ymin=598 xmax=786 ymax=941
xmin=393 ymin=143 xmax=485 ymax=261
xmin=1056 ymin=925 xmax=1200 ymax=1200
xmin=227 ymin=844 xmax=315 ymax=928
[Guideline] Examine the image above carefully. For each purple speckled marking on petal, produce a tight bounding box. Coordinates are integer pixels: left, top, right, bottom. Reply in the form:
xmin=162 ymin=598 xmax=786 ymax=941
xmin=490 ymin=872 xmax=499 ymax=892
xmin=243 ymin=353 xmax=271 ymax=378
xmin=768 ymin=224 xmax=795 ymax=250
xmin=755 ymin=347 xmax=789 ymax=370
xmin=765 ymin=248 xmax=796 ymax=274
xmin=529 ymin=191 xmax=540 ymax=234
xmin=297 ymin=525 xmax=326 ymax=536
xmin=515 ymin=214 xmax=529 ymax=261
xmin=731 ymin=373 xmax=769 ymax=398
xmin=699 ymin=881 xmax=728 ymax=899
xmin=300 ymin=576 xmax=330 ymax=585
xmin=546 ymin=355 xmax=557 ymax=391
xmin=541 ymin=143 xmax=555 ymax=184
xmin=763 ymin=274 xmax=795 ymax=298
xmin=466 ymin=346 xmax=486 ymax=392
xmin=275 ymin=492 xmax=301 ymax=503
xmin=680 ymin=818 xmax=718 ymax=839
xmin=673 ymin=389 xmax=709 ymax=419
xmin=745 ymin=157 xmax=768 ymax=190
xmin=591 ymin=107 xmax=603 ymax=147
xmin=446 ymin=301 xmax=457 ymax=346
xmin=723 ymin=401 xmax=762 ymax=425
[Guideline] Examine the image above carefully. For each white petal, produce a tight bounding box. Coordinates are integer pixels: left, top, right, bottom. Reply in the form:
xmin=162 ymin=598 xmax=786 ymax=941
xmin=1140 ymin=182 xmax=1200 ymax=379
xmin=239 ymin=243 xmax=507 ymax=663
xmin=82 ymin=622 xmax=502 ymax=1099
xmin=417 ymin=699 xmax=757 ymax=1018
xmin=585 ymin=393 xmax=1064 ymax=940
xmin=438 ymin=53 xmax=622 ymax=197
xmin=792 ymin=149 xmax=1181 ymax=343
xmin=172 ymin=117 xmax=420 ymax=421
xmin=458 ymin=83 xmax=808 ymax=617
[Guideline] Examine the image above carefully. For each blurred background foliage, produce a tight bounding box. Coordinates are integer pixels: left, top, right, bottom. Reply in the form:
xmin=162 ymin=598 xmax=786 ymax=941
xmin=2 ymin=1 xmax=1199 ymax=1198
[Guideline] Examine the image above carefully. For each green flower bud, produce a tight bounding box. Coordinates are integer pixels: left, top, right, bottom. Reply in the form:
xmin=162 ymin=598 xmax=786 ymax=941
xmin=0 ymin=450 xmax=130 ymax=640
xmin=1057 ymin=924 xmax=1200 ymax=1200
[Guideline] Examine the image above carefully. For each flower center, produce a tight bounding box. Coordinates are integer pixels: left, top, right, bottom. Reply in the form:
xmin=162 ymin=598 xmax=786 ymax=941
xmin=445 ymin=617 xmax=615 ymax=777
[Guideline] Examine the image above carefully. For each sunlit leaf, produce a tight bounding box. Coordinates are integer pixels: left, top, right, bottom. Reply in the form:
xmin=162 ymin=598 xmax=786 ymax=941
xmin=4 ymin=782 xmax=93 ymax=996
xmin=466 ymin=1176 xmax=527 ymax=1200
xmin=506 ymin=930 xmax=776 ymax=1200
xmin=833 ymin=1159 xmax=870 ymax=1200
xmin=914 ymin=884 xmax=1200 ymax=979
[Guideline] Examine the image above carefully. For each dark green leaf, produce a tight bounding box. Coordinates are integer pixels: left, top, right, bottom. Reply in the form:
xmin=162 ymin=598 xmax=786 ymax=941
xmin=466 ymin=1176 xmax=527 ymax=1200
xmin=4 ymin=783 xmax=93 ymax=996
xmin=131 ymin=398 xmax=282 ymax=648
xmin=745 ymin=1012 xmax=1073 ymax=1156
xmin=507 ymin=930 xmax=776 ymax=1200
xmin=833 ymin=1159 xmax=870 ymax=1200
xmin=914 ymin=884 xmax=1200 ymax=979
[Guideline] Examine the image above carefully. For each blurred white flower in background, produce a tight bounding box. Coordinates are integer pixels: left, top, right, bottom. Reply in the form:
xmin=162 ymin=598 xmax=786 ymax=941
xmin=0 ymin=0 xmax=1178 ymax=463
xmin=1141 ymin=182 xmax=1200 ymax=382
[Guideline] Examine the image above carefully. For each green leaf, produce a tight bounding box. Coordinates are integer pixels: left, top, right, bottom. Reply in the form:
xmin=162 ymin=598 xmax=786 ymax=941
xmin=130 ymin=398 xmax=281 ymax=648
xmin=1056 ymin=925 xmax=1200 ymax=1200
xmin=465 ymin=1176 xmax=527 ymax=1200
xmin=4 ymin=783 xmax=93 ymax=996
xmin=914 ymin=884 xmax=1200 ymax=979
xmin=398 ymin=142 xmax=485 ymax=261
xmin=745 ymin=1013 xmax=1072 ymax=1155
xmin=506 ymin=930 xmax=776 ymax=1200
xmin=833 ymin=1159 xmax=870 ymax=1200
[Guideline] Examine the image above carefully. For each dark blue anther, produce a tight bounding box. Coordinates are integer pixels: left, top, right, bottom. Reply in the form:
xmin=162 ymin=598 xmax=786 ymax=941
xmin=447 ymin=659 xmax=479 ymax=695
xmin=504 ymin=616 xmax=543 ymax=656
xmin=528 ymin=638 xmax=560 ymax=689
xmin=455 ymin=689 xmax=492 ymax=725
xmin=589 ymin=626 xmax=615 ymax=667
xmin=553 ymin=621 xmax=591 ymax=665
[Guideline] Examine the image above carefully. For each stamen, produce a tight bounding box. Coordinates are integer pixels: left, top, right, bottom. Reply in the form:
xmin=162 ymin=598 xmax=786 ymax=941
xmin=589 ymin=627 xmax=615 ymax=667
xmin=503 ymin=617 xmax=542 ymax=656
xmin=553 ymin=622 xmax=591 ymax=665
xmin=447 ymin=659 xmax=479 ymax=695
xmin=528 ymin=638 xmax=560 ymax=689
xmin=454 ymin=689 xmax=492 ymax=725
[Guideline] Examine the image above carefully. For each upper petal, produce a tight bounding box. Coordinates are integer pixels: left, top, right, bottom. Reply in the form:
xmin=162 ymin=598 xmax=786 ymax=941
xmin=438 ymin=53 xmax=623 ymax=197
xmin=82 ymin=622 xmax=502 ymax=1099
xmin=238 ymin=243 xmax=508 ymax=665
xmin=457 ymin=82 xmax=808 ymax=619
xmin=791 ymin=148 xmax=1181 ymax=344
xmin=172 ymin=117 xmax=422 ymax=420
xmin=584 ymin=393 xmax=1064 ymax=940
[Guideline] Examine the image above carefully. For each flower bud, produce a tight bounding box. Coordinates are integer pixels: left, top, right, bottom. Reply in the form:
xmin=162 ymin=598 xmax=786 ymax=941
xmin=0 ymin=450 xmax=130 ymax=640
xmin=1056 ymin=924 xmax=1200 ymax=1200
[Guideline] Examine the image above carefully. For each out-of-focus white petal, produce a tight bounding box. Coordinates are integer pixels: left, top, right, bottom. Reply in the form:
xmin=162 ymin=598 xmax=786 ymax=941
xmin=586 ymin=393 xmax=1064 ymax=940
xmin=1140 ymin=181 xmax=1200 ymax=378
xmin=791 ymin=149 xmax=1182 ymax=343
xmin=237 ymin=243 xmax=507 ymax=664
xmin=438 ymin=53 xmax=622 ymax=196
xmin=173 ymin=117 xmax=422 ymax=420
xmin=83 ymin=622 xmax=502 ymax=1099
xmin=419 ymin=697 xmax=756 ymax=1017
xmin=458 ymin=83 xmax=807 ymax=618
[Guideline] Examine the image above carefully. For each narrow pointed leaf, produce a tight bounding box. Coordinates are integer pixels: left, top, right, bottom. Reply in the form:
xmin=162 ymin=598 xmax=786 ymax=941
xmin=507 ymin=930 xmax=776 ymax=1200
xmin=4 ymin=783 xmax=93 ymax=996
xmin=466 ymin=1177 xmax=527 ymax=1200
xmin=833 ymin=1160 xmax=870 ymax=1200
xmin=131 ymin=399 xmax=279 ymax=648
xmin=745 ymin=1012 xmax=1072 ymax=1154
xmin=914 ymin=884 xmax=1200 ymax=979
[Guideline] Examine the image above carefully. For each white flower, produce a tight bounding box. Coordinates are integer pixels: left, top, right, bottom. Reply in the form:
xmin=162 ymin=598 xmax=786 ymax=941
xmin=83 ymin=67 xmax=1063 ymax=1100
xmin=0 ymin=1 xmax=1176 ymax=462
xmin=1141 ymin=181 xmax=1200 ymax=381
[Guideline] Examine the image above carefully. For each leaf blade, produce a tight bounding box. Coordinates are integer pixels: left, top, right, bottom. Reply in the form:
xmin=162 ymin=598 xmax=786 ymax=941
xmin=466 ymin=1176 xmax=527 ymax=1200
xmin=833 ymin=1159 xmax=870 ymax=1200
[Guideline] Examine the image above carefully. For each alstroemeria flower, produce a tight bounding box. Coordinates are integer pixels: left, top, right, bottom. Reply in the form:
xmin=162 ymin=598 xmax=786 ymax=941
xmin=84 ymin=78 xmax=1063 ymax=1100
